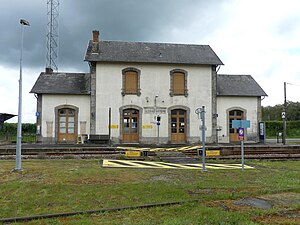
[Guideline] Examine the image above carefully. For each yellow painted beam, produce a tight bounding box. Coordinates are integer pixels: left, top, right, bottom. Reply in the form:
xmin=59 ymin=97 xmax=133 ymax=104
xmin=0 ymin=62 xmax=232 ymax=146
xmin=102 ymin=160 xmax=254 ymax=170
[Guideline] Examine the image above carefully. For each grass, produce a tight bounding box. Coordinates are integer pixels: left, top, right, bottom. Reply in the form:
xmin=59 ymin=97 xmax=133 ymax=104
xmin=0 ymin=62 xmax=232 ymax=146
xmin=0 ymin=159 xmax=300 ymax=224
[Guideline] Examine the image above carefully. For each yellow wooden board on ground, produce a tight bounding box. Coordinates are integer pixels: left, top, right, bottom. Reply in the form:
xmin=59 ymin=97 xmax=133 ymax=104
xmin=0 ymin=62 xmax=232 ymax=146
xmin=117 ymin=145 xmax=202 ymax=152
xmin=206 ymin=150 xmax=221 ymax=156
xmin=101 ymin=159 xmax=254 ymax=170
xmin=125 ymin=151 xmax=141 ymax=157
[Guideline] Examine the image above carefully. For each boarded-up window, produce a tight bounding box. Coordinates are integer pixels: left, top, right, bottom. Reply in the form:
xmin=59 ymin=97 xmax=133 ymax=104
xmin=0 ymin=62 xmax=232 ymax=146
xmin=170 ymin=69 xmax=188 ymax=96
xmin=80 ymin=121 xmax=87 ymax=134
xmin=46 ymin=121 xmax=53 ymax=137
xmin=172 ymin=72 xmax=185 ymax=95
xmin=122 ymin=68 xmax=141 ymax=96
xmin=125 ymin=71 xmax=138 ymax=94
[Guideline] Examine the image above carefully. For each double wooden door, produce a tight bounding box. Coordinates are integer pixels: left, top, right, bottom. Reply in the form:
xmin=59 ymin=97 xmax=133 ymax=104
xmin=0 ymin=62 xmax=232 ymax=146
xmin=229 ymin=110 xmax=244 ymax=142
xmin=171 ymin=109 xmax=186 ymax=143
xmin=122 ymin=109 xmax=139 ymax=143
xmin=58 ymin=108 xmax=76 ymax=143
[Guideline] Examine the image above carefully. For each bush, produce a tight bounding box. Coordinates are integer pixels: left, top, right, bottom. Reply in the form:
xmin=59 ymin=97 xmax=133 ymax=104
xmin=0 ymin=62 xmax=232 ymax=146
xmin=0 ymin=123 xmax=36 ymax=135
xmin=0 ymin=123 xmax=36 ymax=143
xmin=266 ymin=121 xmax=300 ymax=138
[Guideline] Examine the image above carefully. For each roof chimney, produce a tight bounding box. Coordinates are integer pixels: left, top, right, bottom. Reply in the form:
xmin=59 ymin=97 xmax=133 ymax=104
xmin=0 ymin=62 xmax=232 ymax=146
xmin=92 ymin=30 xmax=99 ymax=43
xmin=45 ymin=67 xmax=53 ymax=74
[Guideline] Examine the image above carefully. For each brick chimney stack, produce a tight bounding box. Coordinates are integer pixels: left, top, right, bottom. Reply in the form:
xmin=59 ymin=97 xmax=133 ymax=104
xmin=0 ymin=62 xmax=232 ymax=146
xmin=45 ymin=67 xmax=53 ymax=74
xmin=92 ymin=30 xmax=99 ymax=43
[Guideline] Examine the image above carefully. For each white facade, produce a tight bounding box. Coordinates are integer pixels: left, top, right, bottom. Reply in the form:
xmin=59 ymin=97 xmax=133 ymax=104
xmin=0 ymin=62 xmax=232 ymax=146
xmin=95 ymin=62 xmax=214 ymax=144
xmin=217 ymin=96 xmax=261 ymax=143
xmin=40 ymin=95 xmax=90 ymax=142
xmin=34 ymin=67 xmax=264 ymax=144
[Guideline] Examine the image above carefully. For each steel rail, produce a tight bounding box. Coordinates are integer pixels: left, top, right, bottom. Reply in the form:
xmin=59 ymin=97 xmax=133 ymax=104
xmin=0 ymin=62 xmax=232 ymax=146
xmin=0 ymin=200 xmax=199 ymax=223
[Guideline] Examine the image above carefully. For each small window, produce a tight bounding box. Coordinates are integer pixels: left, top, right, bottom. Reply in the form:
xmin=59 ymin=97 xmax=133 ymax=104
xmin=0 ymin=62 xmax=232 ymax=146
xmin=122 ymin=68 xmax=141 ymax=96
xmin=170 ymin=69 xmax=188 ymax=97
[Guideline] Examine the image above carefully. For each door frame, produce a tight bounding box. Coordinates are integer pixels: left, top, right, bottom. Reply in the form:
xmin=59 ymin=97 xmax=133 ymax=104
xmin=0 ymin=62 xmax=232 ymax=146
xmin=119 ymin=105 xmax=143 ymax=143
xmin=55 ymin=105 xmax=78 ymax=144
xmin=168 ymin=105 xmax=190 ymax=144
xmin=227 ymin=107 xmax=246 ymax=143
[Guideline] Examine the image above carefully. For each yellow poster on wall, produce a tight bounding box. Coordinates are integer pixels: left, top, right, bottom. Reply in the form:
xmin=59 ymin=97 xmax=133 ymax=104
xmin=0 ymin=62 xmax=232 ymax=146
xmin=142 ymin=125 xmax=153 ymax=129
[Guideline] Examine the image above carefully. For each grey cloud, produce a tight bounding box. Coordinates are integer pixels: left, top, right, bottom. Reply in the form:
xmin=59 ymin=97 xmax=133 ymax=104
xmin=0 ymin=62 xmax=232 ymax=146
xmin=0 ymin=0 xmax=224 ymax=72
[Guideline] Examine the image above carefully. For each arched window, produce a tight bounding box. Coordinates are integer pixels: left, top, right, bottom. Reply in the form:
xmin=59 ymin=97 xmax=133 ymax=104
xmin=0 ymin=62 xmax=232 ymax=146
xmin=121 ymin=67 xmax=141 ymax=96
xmin=170 ymin=69 xmax=188 ymax=97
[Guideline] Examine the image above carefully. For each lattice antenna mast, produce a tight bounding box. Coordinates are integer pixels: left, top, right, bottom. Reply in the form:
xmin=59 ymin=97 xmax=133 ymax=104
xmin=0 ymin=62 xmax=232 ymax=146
xmin=46 ymin=0 xmax=59 ymax=71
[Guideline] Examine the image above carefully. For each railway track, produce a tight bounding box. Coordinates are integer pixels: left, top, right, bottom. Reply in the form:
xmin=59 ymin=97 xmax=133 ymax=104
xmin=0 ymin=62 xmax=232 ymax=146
xmin=0 ymin=145 xmax=300 ymax=160
xmin=184 ymin=146 xmax=300 ymax=160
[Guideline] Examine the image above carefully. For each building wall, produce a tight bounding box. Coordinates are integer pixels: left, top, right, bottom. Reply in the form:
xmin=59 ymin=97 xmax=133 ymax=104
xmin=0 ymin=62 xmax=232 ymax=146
xmin=95 ymin=62 xmax=213 ymax=144
xmin=41 ymin=95 xmax=90 ymax=143
xmin=217 ymin=96 xmax=260 ymax=143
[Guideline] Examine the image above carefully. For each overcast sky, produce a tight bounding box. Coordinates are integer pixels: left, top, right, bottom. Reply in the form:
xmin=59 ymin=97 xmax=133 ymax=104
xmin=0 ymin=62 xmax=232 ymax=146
xmin=1 ymin=0 xmax=300 ymax=123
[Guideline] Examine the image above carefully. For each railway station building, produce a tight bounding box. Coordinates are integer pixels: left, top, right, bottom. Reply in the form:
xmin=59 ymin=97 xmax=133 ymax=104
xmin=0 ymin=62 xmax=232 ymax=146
xmin=31 ymin=30 xmax=267 ymax=144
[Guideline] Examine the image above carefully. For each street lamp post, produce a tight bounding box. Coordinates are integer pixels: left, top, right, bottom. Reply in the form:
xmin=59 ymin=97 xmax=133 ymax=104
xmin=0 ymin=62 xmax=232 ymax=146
xmin=15 ymin=19 xmax=30 ymax=170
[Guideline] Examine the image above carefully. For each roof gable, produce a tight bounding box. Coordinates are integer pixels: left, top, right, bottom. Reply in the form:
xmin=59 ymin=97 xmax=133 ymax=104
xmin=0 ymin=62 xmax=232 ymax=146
xmin=85 ymin=40 xmax=223 ymax=65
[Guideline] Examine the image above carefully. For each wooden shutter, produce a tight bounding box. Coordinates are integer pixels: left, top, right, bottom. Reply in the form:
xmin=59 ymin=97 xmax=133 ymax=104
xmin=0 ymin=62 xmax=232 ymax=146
xmin=125 ymin=71 xmax=138 ymax=94
xmin=173 ymin=72 xmax=185 ymax=94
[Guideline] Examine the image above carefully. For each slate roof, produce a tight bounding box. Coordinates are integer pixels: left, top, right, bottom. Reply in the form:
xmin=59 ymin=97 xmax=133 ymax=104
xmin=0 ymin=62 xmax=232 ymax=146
xmin=217 ymin=74 xmax=267 ymax=97
xmin=30 ymin=72 xmax=90 ymax=94
xmin=85 ymin=40 xmax=223 ymax=65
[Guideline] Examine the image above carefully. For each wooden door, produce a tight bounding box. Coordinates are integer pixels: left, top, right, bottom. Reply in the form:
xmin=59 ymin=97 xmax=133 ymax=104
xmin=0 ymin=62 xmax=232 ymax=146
xmin=122 ymin=109 xmax=139 ymax=143
xmin=229 ymin=110 xmax=244 ymax=142
xmin=171 ymin=109 xmax=186 ymax=143
xmin=58 ymin=108 xmax=76 ymax=143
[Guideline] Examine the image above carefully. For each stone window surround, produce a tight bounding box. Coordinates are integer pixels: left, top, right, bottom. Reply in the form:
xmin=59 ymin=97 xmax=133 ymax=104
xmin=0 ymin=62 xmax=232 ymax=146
xmin=121 ymin=67 xmax=141 ymax=96
xmin=54 ymin=104 xmax=79 ymax=143
xmin=169 ymin=69 xmax=188 ymax=97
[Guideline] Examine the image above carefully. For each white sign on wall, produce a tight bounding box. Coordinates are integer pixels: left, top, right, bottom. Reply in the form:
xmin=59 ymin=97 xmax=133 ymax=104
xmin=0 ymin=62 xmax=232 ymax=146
xmin=144 ymin=107 xmax=166 ymax=114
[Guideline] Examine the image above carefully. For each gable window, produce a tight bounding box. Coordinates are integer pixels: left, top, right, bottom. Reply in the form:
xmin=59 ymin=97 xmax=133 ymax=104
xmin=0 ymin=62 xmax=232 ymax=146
xmin=122 ymin=67 xmax=141 ymax=96
xmin=170 ymin=69 xmax=188 ymax=97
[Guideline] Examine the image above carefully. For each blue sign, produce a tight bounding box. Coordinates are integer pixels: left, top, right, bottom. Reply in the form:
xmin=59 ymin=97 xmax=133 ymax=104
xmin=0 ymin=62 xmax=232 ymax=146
xmin=157 ymin=122 xmax=160 ymax=126
xmin=232 ymin=120 xmax=250 ymax=128
xmin=238 ymin=128 xmax=244 ymax=137
xmin=238 ymin=128 xmax=244 ymax=141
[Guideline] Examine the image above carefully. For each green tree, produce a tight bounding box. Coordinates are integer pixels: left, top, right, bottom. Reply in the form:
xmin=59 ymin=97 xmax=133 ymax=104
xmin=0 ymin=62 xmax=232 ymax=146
xmin=262 ymin=101 xmax=300 ymax=121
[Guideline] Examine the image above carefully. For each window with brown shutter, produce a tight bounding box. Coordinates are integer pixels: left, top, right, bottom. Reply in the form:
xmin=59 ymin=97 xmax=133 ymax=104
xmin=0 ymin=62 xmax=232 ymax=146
xmin=125 ymin=71 xmax=138 ymax=93
xmin=173 ymin=72 xmax=185 ymax=94
xmin=122 ymin=68 xmax=141 ymax=96
xmin=170 ymin=69 xmax=188 ymax=97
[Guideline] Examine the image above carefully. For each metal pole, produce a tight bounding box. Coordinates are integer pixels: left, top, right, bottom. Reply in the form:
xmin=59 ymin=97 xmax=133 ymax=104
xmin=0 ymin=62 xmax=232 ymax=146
xmin=201 ymin=106 xmax=207 ymax=172
xmin=157 ymin=124 xmax=159 ymax=145
xmin=108 ymin=107 xmax=111 ymax=145
xmin=283 ymin=82 xmax=287 ymax=145
xmin=15 ymin=19 xmax=30 ymax=171
xmin=241 ymin=139 xmax=244 ymax=171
